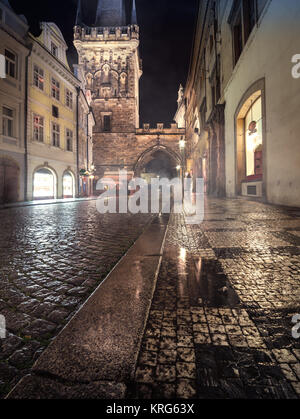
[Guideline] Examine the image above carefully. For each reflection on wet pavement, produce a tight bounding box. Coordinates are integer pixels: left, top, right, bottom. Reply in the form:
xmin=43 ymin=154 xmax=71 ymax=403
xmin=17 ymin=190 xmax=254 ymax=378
xmin=132 ymin=198 xmax=300 ymax=399
xmin=0 ymin=201 xmax=153 ymax=398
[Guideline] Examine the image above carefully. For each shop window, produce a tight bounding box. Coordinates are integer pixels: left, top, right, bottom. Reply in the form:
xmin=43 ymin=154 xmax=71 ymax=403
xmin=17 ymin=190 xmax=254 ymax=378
xmin=34 ymin=168 xmax=55 ymax=199
xmin=244 ymin=97 xmax=263 ymax=179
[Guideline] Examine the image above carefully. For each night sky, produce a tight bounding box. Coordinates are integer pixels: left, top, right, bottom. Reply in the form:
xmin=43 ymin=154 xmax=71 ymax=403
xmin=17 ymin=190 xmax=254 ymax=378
xmin=9 ymin=0 xmax=198 ymax=126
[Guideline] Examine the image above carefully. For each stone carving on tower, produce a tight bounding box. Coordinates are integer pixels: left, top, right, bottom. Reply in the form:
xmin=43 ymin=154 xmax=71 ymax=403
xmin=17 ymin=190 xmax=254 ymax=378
xmin=74 ymin=0 xmax=142 ymax=132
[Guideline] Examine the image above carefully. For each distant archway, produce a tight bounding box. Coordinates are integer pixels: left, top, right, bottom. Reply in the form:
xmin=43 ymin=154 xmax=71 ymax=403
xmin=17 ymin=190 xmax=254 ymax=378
xmin=0 ymin=156 xmax=20 ymax=204
xmin=33 ymin=167 xmax=56 ymax=200
xmin=134 ymin=145 xmax=182 ymax=180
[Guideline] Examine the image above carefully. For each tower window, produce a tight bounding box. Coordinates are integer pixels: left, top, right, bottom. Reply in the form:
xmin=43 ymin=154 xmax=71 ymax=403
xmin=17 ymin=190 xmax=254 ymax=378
xmin=103 ymin=115 xmax=111 ymax=132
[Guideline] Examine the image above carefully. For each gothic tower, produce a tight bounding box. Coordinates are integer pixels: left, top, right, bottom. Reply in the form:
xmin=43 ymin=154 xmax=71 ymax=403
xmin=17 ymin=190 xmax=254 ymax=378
xmin=74 ymin=0 xmax=142 ymax=178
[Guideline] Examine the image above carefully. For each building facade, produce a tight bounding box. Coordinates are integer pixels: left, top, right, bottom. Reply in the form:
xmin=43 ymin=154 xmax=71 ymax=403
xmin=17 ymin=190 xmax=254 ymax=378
xmin=74 ymin=0 xmax=185 ymax=185
xmin=0 ymin=0 xmax=95 ymax=203
xmin=27 ymin=22 xmax=95 ymax=201
xmin=0 ymin=0 xmax=29 ymax=203
xmin=182 ymin=0 xmax=300 ymax=206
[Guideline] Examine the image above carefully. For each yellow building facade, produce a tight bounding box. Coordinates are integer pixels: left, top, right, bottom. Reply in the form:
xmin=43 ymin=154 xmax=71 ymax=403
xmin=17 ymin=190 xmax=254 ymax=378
xmin=27 ymin=22 xmax=81 ymax=200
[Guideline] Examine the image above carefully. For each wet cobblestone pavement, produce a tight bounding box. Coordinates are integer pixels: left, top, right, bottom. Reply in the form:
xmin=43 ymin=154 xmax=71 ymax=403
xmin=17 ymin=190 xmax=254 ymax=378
xmin=0 ymin=201 xmax=153 ymax=398
xmin=132 ymin=198 xmax=300 ymax=399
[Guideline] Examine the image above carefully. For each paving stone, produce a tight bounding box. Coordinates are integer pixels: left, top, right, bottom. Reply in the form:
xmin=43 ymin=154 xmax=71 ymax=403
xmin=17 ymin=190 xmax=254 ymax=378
xmin=0 ymin=201 xmax=153 ymax=398
xmin=176 ymin=379 xmax=197 ymax=399
xmin=135 ymin=204 xmax=300 ymax=399
xmin=155 ymin=365 xmax=176 ymax=383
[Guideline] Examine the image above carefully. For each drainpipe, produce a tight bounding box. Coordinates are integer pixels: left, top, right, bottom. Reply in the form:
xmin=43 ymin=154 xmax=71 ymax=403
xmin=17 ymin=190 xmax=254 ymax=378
xmin=86 ymin=109 xmax=90 ymax=196
xmin=24 ymin=43 xmax=32 ymax=201
xmin=76 ymin=87 xmax=80 ymax=197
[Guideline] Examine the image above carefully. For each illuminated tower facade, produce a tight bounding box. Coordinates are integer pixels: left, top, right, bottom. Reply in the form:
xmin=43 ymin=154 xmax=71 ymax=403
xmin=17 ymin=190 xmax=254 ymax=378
xmin=74 ymin=0 xmax=142 ymax=177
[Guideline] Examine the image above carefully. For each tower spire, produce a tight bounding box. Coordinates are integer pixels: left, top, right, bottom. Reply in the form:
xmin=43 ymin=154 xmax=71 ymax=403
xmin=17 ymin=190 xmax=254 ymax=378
xmin=131 ymin=0 xmax=137 ymax=25
xmin=95 ymin=0 xmax=126 ymax=27
xmin=95 ymin=0 xmax=102 ymax=26
xmin=75 ymin=0 xmax=82 ymax=25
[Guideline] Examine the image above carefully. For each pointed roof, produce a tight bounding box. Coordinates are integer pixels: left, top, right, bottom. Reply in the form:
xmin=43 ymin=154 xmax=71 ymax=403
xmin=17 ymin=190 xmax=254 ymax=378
xmin=95 ymin=0 xmax=126 ymax=27
xmin=131 ymin=0 xmax=137 ymax=24
xmin=1 ymin=0 xmax=13 ymax=9
xmin=75 ymin=0 xmax=82 ymax=25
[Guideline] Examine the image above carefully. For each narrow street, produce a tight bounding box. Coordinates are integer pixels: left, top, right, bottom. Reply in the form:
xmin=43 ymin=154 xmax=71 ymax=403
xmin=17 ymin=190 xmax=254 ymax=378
xmin=0 ymin=201 xmax=153 ymax=398
xmin=1 ymin=198 xmax=300 ymax=399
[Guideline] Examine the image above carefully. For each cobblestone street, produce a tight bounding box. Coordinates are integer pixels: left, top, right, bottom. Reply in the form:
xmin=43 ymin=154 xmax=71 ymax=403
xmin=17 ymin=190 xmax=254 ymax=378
xmin=132 ymin=198 xmax=300 ymax=399
xmin=0 ymin=201 xmax=153 ymax=398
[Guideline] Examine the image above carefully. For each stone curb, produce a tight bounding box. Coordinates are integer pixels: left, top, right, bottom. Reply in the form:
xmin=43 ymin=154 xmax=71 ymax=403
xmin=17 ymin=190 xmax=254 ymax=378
xmin=7 ymin=214 xmax=169 ymax=399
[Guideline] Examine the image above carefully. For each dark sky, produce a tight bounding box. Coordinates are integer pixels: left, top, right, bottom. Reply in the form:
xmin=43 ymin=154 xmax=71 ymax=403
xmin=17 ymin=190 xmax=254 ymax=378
xmin=10 ymin=0 xmax=198 ymax=126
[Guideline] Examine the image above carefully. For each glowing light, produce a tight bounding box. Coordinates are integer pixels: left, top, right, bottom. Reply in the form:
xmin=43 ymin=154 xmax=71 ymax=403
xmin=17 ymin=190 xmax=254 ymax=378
xmin=179 ymin=139 xmax=185 ymax=149
xmin=180 ymin=247 xmax=186 ymax=262
xmin=176 ymin=165 xmax=181 ymax=171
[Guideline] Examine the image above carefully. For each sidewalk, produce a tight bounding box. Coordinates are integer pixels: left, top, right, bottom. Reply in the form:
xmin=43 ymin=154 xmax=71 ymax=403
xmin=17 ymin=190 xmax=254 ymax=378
xmin=131 ymin=199 xmax=300 ymax=399
xmin=0 ymin=197 xmax=97 ymax=210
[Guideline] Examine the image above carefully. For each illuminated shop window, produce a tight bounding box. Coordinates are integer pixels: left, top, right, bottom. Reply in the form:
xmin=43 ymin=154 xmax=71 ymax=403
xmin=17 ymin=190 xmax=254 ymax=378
xmin=245 ymin=97 xmax=263 ymax=178
xmin=63 ymin=172 xmax=74 ymax=198
xmin=33 ymin=169 xmax=55 ymax=199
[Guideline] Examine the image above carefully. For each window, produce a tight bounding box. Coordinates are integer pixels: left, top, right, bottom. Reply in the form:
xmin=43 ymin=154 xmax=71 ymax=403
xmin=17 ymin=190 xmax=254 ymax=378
xmin=51 ymin=78 xmax=60 ymax=101
xmin=229 ymin=0 xmax=268 ymax=66
xmin=5 ymin=49 xmax=17 ymax=79
xmin=52 ymin=105 xmax=59 ymax=118
xmin=33 ymin=65 xmax=44 ymax=90
xmin=33 ymin=114 xmax=44 ymax=142
xmin=2 ymin=106 xmax=14 ymax=137
xmin=244 ymin=97 xmax=263 ymax=178
xmin=103 ymin=115 xmax=111 ymax=132
xmin=66 ymin=89 xmax=73 ymax=109
xmin=51 ymin=42 xmax=58 ymax=57
xmin=66 ymin=129 xmax=73 ymax=151
xmin=52 ymin=122 xmax=60 ymax=147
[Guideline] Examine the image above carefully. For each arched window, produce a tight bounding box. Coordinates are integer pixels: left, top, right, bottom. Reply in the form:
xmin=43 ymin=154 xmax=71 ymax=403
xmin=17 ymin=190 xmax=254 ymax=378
xmin=244 ymin=97 xmax=263 ymax=179
xmin=63 ymin=171 xmax=75 ymax=198
xmin=33 ymin=168 xmax=56 ymax=200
